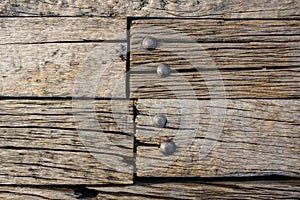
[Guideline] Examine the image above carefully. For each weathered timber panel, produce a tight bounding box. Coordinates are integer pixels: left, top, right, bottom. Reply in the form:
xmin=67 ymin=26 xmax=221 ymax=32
xmin=130 ymin=19 xmax=300 ymax=99
xmin=92 ymin=180 xmax=300 ymax=199
xmin=0 ymin=43 xmax=126 ymax=97
xmin=131 ymin=20 xmax=300 ymax=43
xmin=136 ymin=99 xmax=300 ymax=177
xmin=0 ymin=186 xmax=78 ymax=200
xmin=0 ymin=17 xmax=127 ymax=97
xmin=0 ymin=0 xmax=298 ymax=18
xmin=0 ymin=17 xmax=126 ymax=43
xmin=0 ymin=100 xmax=133 ymax=184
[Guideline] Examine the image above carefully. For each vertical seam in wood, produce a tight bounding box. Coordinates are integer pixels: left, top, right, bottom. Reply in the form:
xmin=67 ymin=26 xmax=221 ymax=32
xmin=132 ymin=99 xmax=138 ymax=183
xmin=126 ymin=17 xmax=131 ymax=99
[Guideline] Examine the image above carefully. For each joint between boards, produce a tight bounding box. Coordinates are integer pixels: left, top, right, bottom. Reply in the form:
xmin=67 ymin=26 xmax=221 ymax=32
xmin=132 ymin=99 xmax=138 ymax=184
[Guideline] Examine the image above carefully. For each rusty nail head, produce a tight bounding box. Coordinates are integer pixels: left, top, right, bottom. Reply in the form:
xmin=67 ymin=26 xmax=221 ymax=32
xmin=153 ymin=114 xmax=167 ymax=128
xmin=142 ymin=36 xmax=157 ymax=50
xmin=160 ymin=141 xmax=176 ymax=155
xmin=157 ymin=64 xmax=171 ymax=78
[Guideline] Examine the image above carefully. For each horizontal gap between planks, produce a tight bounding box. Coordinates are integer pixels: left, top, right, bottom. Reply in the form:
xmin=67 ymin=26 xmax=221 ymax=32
xmin=130 ymin=40 xmax=300 ymax=43
xmin=0 ymin=176 xmax=295 ymax=187
xmin=3 ymin=97 xmax=300 ymax=101
xmin=128 ymin=17 xmax=300 ymax=21
xmin=0 ymin=15 xmax=126 ymax=18
xmin=129 ymin=65 xmax=300 ymax=73
xmin=134 ymin=175 xmax=300 ymax=183
xmin=0 ymin=40 xmax=127 ymax=46
xmin=0 ymin=96 xmax=130 ymax=100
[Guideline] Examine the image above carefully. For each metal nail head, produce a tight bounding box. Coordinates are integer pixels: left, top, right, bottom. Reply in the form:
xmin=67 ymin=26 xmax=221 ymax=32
xmin=157 ymin=64 xmax=171 ymax=78
xmin=160 ymin=141 xmax=176 ymax=155
xmin=142 ymin=36 xmax=157 ymax=50
xmin=153 ymin=114 xmax=167 ymax=128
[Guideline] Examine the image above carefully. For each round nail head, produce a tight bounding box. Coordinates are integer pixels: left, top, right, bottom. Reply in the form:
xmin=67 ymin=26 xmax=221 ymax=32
xmin=160 ymin=141 xmax=176 ymax=155
xmin=153 ymin=114 xmax=167 ymax=128
xmin=142 ymin=37 xmax=157 ymax=50
xmin=157 ymin=64 xmax=171 ymax=78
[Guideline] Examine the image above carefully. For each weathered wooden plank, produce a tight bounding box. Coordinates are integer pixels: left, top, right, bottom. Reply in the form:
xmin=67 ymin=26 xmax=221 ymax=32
xmin=0 ymin=0 xmax=298 ymax=18
xmin=131 ymin=42 xmax=300 ymax=69
xmin=0 ymin=99 xmax=133 ymax=184
xmin=135 ymin=99 xmax=300 ymax=177
xmin=0 ymin=42 xmax=126 ymax=97
xmin=130 ymin=66 xmax=300 ymax=99
xmin=0 ymin=186 xmax=79 ymax=200
xmin=131 ymin=19 xmax=300 ymax=43
xmin=91 ymin=180 xmax=300 ymax=199
xmin=0 ymin=17 xmax=126 ymax=44
xmin=131 ymin=42 xmax=300 ymax=70
xmin=130 ymin=19 xmax=300 ymax=99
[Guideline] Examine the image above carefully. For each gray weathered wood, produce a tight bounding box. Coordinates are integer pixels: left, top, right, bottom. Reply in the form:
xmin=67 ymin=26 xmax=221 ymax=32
xmin=0 ymin=186 xmax=78 ymax=200
xmin=0 ymin=17 xmax=127 ymax=97
xmin=131 ymin=42 xmax=300 ymax=70
xmin=91 ymin=180 xmax=300 ymax=199
xmin=0 ymin=17 xmax=126 ymax=44
xmin=0 ymin=42 xmax=126 ymax=97
xmin=136 ymin=99 xmax=300 ymax=177
xmin=0 ymin=0 xmax=298 ymax=18
xmin=131 ymin=19 xmax=300 ymax=43
xmin=130 ymin=66 xmax=300 ymax=99
xmin=0 ymin=99 xmax=133 ymax=184
xmin=130 ymin=19 xmax=300 ymax=99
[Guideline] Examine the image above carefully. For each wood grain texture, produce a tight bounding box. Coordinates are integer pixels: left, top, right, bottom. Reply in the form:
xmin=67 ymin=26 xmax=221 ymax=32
xmin=130 ymin=66 xmax=300 ymax=99
xmin=0 ymin=0 xmax=298 ymax=18
xmin=0 ymin=99 xmax=133 ymax=184
xmin=135 ymin=99 xmax=300 ymax=177
xmin=0 ymin=186 xmax=78 ymax=200
xmin=0 ymin=17 xmax=126 ymax=44
xmin=131 ymin=19 xmax=300 ymax=43
xmin=130 ymin=19 xmax=300 ymax=99
xmin=92 ymin=180 xmax=300 ymax=199
xmin=0 ymin=42 xmax=127 ymax=97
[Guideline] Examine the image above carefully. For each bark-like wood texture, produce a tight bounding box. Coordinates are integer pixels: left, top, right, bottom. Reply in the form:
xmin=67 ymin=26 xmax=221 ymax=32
xmin=92 ymin=180 xmax=300 ymax=199
xmin=135 ymin=99 xmax=300 ymax=177
xmin=0 ymin=18 xmax=127 ymax=98
xmin=130 ymin=19 xmax=300 ymax=99
xmin=0 ymin=99 xmax=133 ymax=184
xmin=0 ymin=0 xmax=299 ymax=18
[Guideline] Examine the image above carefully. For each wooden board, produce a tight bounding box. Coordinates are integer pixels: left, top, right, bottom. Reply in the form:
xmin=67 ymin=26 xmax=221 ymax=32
xmin=130 ymin=19 xmax=300 ymax=99
xmin=135 ymin=99 xmax=300 ymax=177
xmin=0 ymin=17 xmax=126 ymax=44
xmin=0 ymin=186 xmax=78 ymax=200
xmin=0 ymin=42 xmax=127 ymax=97
xmin=131 ymin=19 xmax=300 ymax=43
xmin=0 ymin=17 xmax=127 ymax=98
xmin=130 ymin=66 xmax=300 ymax=99
xmin=0 ymin=99 xmax=133 ymax=184
xmin=0 ymin=0 xmax=298 ymax=18
xmin=2 ymin=181 xmax=299 ymax=199
xmin=92 ymin=180 xmax=300 ymax=199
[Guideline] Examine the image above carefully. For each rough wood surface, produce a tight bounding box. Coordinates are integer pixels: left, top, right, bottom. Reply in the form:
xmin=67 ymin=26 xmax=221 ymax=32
xmin=0 ymin=17 xmax=126 ymax=44
xmin=0 ymin=99 xmax=133 ymax=184
xmin=0 ymin=43 xmax=127 ymax=97
xmin=0 ymin=186 xmax=78 ymax=200
xmin=136 ymin=99 xmax=300 ymax=177
xmin=130 ymin=19 xmax=300 ymax=99
xmin=0 ymin=0 xmax=298 ymax=18
xmin=92 ymin=180 xmax=300 ymax=199
xmin=130 ymin=66 xmax=300 ymax=99
xmin=131 ymin=19 xmax=300 ymax=43
xmin=0 ymin=17 xmax=127 ymax=97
